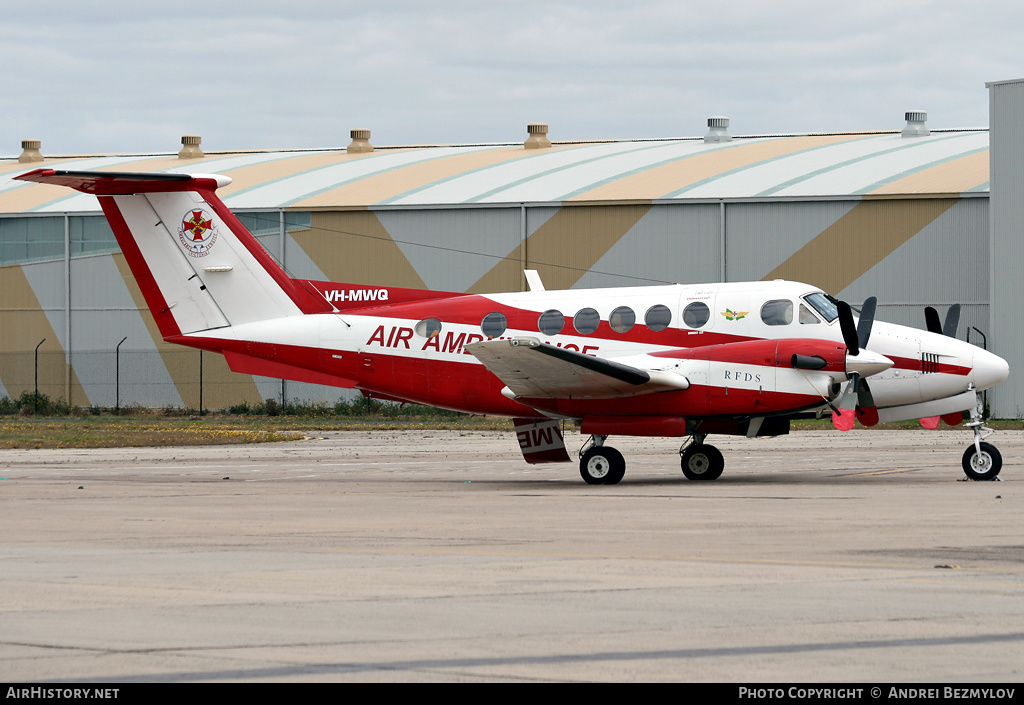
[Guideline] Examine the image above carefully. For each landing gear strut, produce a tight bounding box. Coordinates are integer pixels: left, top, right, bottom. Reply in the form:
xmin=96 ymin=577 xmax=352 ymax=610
xmin=679 ymin=434 xmax=725 ymax=481
xmin=579 ymin=435 xmax=626 ymax=485
xmin=963 ymin=390 xmax=1002 ymax=481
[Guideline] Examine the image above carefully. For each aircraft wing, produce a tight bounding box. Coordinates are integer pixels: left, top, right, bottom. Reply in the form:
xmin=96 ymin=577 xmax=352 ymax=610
xmin=466 ymin=338 xmax=689 ymax=399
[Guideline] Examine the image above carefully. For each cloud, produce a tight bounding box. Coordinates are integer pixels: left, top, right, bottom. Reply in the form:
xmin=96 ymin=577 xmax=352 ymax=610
xmin=2 ymin=0 xmax=1020 ymax=154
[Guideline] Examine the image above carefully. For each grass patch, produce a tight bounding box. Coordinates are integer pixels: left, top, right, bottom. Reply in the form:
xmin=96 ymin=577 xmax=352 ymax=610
xmin=0 ymin=414 xmax=515 ymax=450
xmin=0 ymin=419 xmax=300 ymax=450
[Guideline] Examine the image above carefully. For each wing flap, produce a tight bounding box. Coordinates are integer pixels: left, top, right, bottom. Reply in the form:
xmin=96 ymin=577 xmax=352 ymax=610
xmin=467 ymin=338 xmax=689 ymax=399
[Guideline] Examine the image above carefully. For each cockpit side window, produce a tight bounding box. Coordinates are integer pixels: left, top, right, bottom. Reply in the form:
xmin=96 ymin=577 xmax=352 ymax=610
xmin=799 ymin=304 xmax=820 ymax=324
xmin=804 ymin=292 xmax=839 ymax=322
xmin=760 ymin=299 xmax=793 ymax=326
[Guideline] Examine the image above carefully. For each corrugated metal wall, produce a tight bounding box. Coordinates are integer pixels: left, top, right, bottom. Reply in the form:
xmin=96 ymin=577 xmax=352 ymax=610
xmin=989 ymin=79 xmax=1024 ymax=419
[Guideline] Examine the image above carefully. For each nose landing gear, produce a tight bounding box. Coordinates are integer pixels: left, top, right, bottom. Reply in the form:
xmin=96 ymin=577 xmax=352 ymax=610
xmin=963 ymin=390 xmax=1002 ymax=481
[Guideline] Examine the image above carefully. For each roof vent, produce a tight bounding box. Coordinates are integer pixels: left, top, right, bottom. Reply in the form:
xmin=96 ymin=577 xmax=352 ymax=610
xmin=178 ymin=135 xmax=204 ymax=159
xmin=18 ymin=139 xmax=43 ymax=163
xmin=525 ymin=123 xmax=552 ymax=149
xmin=902 ymin=111 xmax=930 ymax=138
xmin=704 ymin=116 xmax=732 ymax=143
xmin=347 ymin=128 xmax=373 ymax=153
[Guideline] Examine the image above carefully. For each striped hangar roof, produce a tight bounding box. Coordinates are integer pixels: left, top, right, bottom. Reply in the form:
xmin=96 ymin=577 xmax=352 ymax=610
xmin=0 ymin=129 xmax=989 ymax=214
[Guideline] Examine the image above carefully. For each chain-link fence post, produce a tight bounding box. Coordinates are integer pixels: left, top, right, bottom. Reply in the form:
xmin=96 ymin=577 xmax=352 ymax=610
xmin=34 ymin=338 xmax=46 ymax=415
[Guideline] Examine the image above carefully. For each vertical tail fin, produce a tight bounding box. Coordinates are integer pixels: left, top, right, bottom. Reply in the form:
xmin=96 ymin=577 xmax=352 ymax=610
xmin=15 ymin=169 xmax=331 ymax=338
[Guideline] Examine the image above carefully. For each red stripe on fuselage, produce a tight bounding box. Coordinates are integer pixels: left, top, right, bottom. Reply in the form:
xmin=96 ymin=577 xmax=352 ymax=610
xmin=303 ymin=280 xmax=467 ymax=310
xmin=519 ymin=387 xmax=823 ymax=418
xmin=887 ymin=355 xmax=971 ymax=376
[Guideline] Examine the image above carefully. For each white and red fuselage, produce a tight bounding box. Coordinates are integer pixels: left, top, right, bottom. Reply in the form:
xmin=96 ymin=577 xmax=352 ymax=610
xmin=187 ymin=279 xmax=1006 ymax=427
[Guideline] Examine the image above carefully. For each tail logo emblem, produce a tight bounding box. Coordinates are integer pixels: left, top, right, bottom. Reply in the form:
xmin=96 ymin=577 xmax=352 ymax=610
xmin=178 ymin=209 xmax=220 ymax=257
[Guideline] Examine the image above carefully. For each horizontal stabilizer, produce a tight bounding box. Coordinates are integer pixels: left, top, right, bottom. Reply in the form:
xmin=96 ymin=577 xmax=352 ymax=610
xmin=466 ymin=338 xmax=689 ymax=399
xmin=15 ymin=169 xmax=230 ymax=194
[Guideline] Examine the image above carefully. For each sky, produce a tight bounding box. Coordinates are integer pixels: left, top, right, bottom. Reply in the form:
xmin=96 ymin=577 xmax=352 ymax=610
xmin=2 ymin=0 xmax=1022 ymax=155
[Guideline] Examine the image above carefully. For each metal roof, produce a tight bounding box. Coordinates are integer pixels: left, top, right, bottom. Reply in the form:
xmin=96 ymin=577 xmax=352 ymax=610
xmin=0 ymin=129 xmax=989 ymax=214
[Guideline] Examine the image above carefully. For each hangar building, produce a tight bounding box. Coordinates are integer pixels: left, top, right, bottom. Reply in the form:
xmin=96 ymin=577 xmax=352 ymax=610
xmin=2 ymin=79 xmax=1021 ymax=417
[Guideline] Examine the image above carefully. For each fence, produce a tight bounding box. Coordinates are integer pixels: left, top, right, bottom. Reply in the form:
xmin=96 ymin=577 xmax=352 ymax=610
xmin=0 ymin=348 xmax=346 ymax=411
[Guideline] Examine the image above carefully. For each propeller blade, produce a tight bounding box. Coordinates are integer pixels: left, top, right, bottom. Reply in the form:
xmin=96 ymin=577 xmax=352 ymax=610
xmin=855 ymin=378 xmax=879 ymax=427
xmin=831 ymin=372 xmax=859 ymax=431
xmin=837 ymin=300 xmax=859 ymax=356
xmin=941 ymin=411 xmax=964 ymax=426
xmin=857 ymin=296 xmax=876 ymax=351
xmin=832 ymin=407 xmax=855 ymax=431
xmin=919 ymin=416 xmax=941 ymax=430
xmin=925 ymin=304 xmax=961 ymax=338
xmin=943 ymin=304 xmax=961 ymax=338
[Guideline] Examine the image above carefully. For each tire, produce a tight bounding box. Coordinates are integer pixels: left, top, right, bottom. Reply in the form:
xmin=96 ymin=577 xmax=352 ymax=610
xmin=962 ymin=442 xmax=1002 ymax=481
xmin=580 ymin=446 xmax=626 ymax=485
xmin=681 ymin=444 xmax=725 ymax=481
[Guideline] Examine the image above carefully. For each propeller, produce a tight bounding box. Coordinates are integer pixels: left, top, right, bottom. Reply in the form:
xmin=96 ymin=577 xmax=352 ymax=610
xmin=837 ymin=296 xmax=877 ymax=357
xmin=837 ymin=301 xmax=860 ymax=355
xmin=832 ymin=372 xmax=859 ymax=431
xmin=831 ymin=296 xmax=883 ymax=431
xmin=924 ymin=304 xmax=961 ymax=338
xmin=831 ymin=370 xmax=881 ymax=430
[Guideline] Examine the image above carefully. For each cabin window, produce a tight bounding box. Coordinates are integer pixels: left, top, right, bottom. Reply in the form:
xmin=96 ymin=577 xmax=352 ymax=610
xmin=415 ymin=318 xmax=442 ymax=338
xmin=481 ymin=312 xmax=507 ymax=338
xmin=799 ymin=304 xmax=820 ymax=324
xmin=609 ymin=306 xmax=635 ymax=333
xmin=761 ymin=299 xmax=793 ymax=326
xmin=683 ymin=302 xmax=710 ymax=328
xmin=645 ymin=304 xmax=672 ymax=332
xmin=538 ymin=309 xmax=565 ymax=336
xmin=573 ymin=308 xmax=601 ymax=335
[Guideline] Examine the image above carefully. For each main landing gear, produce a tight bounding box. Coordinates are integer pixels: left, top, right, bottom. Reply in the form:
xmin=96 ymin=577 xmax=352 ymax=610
xmin=679 ymin=435 xmax=725 ymax=481
xmin=962 ymin=390 xmax=1002 ymax=481
xmin=579 ymin=436 xmax=626 ymax=485
xmin=578 ymin=434 xmax=726 ymax=484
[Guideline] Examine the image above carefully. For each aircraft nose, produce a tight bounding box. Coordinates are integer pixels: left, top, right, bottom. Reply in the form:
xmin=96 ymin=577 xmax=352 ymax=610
xmin=972 ymin=348 xmax=1010 ymax=390
xmin=845 ymin=348 xmax=894 ymax=378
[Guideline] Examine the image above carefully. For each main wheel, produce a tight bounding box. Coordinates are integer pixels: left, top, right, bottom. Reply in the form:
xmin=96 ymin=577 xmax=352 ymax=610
xmin=962 ymin=442 xmax=1002 ymax=481
xmin=580 ymin=446 xmax=626 ymax=485
xmin=681 ymin=444 xmax=725 ymax=481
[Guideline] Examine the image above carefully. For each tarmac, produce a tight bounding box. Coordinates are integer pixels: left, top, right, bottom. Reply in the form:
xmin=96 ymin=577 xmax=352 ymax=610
xmin=1 ymin=427 xmax=1022 ymax=683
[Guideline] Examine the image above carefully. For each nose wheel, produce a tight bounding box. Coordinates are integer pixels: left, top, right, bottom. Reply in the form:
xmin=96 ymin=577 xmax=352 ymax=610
xmin=962 ymin=442 xmax=1002 ymax=481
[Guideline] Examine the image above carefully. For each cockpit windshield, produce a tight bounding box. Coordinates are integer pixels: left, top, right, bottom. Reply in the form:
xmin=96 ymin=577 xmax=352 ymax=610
xmin=804 ymin=292 xmax=839 ymax=323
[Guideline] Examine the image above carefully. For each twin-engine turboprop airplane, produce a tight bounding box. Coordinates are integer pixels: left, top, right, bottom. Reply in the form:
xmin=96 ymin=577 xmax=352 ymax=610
xmin=16 ymin=169 xmax=1010 ymax=483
